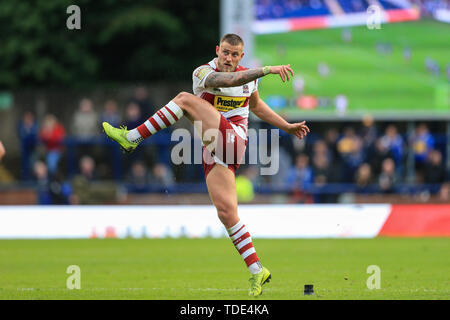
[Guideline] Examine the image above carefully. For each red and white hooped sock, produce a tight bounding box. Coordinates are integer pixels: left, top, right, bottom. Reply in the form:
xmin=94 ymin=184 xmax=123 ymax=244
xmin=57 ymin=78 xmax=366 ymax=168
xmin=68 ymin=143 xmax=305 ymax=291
xmin=126 ymin=100 xmax=184 ymax=143
xmin=227 ymin=221 xmax=263 ymax=275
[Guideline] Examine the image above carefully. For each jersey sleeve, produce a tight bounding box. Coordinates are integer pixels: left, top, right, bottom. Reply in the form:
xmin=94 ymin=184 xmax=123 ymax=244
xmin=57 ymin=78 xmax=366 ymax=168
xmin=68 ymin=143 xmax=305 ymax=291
xmin=252 ymin=79 xmax=259 ymax=93
xmin=192 ymin=65 xmax=215 ymax=93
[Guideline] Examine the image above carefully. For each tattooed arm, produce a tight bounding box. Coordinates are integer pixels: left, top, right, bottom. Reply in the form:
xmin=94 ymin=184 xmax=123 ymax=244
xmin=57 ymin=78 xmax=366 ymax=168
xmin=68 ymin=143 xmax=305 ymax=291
xmin=204 ymin=64 xmax=294 ymax=88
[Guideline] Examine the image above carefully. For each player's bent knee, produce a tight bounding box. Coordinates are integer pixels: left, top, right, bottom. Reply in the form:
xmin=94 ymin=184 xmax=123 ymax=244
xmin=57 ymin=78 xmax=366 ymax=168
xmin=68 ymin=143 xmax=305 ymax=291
xmin=174 ymin=91 xmax=194 ymax=108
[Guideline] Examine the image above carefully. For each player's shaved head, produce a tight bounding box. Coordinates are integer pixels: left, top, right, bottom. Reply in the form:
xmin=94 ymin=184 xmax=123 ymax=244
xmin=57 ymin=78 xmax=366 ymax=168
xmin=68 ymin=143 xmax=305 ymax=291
xmin=220 ymin=33 xmax=244 ymax=47
xmin=216 ymin=34 xmax=245 ymax=72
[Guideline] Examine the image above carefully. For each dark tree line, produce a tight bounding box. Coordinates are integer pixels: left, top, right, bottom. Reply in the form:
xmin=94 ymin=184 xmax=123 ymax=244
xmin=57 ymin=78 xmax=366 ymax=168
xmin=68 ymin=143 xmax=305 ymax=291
xmin=0 ymin=0 xmax=219 ymax=88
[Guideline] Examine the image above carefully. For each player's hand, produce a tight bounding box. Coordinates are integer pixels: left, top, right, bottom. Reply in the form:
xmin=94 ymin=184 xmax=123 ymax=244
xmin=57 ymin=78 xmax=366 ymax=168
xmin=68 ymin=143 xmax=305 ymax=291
xmin=284 ymin=121 xmax=310 ymax=140
xmin=270 ymin=64 xmax=294 ymax=82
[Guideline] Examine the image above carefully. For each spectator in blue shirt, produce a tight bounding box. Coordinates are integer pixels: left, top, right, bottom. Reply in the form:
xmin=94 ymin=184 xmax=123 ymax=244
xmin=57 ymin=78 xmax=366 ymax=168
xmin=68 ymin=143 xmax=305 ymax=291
xmin=379 ymin=124 xmax=404 ymax=173
xmin=337 ymin=127 xmax=364 ymax=182
xmin=100 ymin=99 xmax=121 ymax=128
xmin=285 ymin=153 xmax=313 ymax=190
xmin=410 ymin=123 xmax=435 ymax=173
xmin=33 ymin=160 xmax=51 ymax=205
xmin=18 ymin=111 xmax=38 ymax=180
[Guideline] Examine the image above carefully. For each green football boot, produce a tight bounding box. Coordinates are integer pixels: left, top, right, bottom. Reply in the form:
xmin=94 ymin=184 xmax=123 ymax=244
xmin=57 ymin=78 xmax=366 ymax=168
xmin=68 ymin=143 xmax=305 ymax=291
xmin=248 ymin=266 xmax=271 ymax=297
xmin=102 ymin=122 xmax=139 ymax=153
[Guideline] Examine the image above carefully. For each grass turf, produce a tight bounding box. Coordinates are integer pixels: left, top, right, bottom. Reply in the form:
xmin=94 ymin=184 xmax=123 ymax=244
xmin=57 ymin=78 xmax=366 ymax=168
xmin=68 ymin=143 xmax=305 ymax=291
xmin=255 ymin=20 xmax=450 ymax=117
xmin=0 ymin=238 xmax=448 ymax=300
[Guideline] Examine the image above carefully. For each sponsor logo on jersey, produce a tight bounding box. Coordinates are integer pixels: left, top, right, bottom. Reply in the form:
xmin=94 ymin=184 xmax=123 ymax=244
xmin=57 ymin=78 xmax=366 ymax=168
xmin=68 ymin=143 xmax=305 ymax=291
xmin=243 ymin=84 xmax=249 ymax=94
xmin=214 ymin=96 xmax=246 ymax=112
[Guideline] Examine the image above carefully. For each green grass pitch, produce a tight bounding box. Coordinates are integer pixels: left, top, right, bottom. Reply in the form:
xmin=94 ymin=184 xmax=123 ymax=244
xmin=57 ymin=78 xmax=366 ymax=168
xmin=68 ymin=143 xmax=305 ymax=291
xmin=0 ymin=238 xmax=448 ymax=300
xmin=255 ymin=20 xmax=450 ymax=117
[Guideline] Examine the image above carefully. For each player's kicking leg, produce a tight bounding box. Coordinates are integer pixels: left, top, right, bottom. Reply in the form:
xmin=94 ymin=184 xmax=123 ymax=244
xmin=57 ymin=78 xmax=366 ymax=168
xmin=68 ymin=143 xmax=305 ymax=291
xmin=206 ymin=164 xmax=271 ymax=296
xmin=102 ymin=91 xmax=270 ymax=296
xmin=102 ymin=92 xmax=220 ymax=152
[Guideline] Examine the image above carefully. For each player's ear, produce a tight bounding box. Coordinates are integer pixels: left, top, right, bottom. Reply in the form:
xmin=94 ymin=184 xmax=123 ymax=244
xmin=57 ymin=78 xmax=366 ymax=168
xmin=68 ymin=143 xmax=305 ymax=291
xmin=216 ymin=45 xmax=220 ymax=56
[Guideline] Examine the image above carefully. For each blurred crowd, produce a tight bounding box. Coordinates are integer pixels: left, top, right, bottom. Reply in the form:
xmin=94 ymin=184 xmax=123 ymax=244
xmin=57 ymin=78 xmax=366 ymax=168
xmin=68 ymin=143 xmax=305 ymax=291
xmin=256 ymin=0 xmax=330 ymax=20
xmin=255 ymin=0 xmax=450 ymax=20
xmin=237 ymin=118 xmax=449 ymax=203
xmin=13 ymin=87 xmax=176 ymax=204
xmin=2 ymin=85 xmax=448 ymax=205
xmin=412 ymin=0 xmax=450 ymax=15
xmin=283 ymin=121 xmax=449 ymax=188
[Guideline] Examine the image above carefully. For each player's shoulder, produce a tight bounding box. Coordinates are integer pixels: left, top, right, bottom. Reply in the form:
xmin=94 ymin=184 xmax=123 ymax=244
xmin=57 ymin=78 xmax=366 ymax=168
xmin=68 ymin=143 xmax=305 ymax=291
xmin=193 ymin=60 xmax=216 ymax=81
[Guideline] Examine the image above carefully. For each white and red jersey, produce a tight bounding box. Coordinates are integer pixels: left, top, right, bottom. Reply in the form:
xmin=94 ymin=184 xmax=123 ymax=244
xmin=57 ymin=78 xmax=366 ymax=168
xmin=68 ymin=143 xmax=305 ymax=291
xmin=192 ymin=58 xmax=258 ymax=140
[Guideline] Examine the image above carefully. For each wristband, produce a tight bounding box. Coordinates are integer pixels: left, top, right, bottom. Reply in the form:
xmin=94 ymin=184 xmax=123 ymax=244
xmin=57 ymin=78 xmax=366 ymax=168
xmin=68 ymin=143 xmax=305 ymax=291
xmin=262 ymin=66 xmax=271 ymax=75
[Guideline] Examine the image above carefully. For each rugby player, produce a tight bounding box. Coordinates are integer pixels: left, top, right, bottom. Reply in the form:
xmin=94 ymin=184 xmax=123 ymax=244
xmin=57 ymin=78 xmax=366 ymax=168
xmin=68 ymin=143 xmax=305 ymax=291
xmin=102 ymin=33 xmax=310 ymax=296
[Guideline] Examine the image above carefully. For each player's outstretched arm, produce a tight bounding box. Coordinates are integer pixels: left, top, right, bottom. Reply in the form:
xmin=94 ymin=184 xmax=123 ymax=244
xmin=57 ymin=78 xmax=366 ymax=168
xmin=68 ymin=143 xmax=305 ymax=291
xmin=205 ymin=64 xmax=294 ymax=88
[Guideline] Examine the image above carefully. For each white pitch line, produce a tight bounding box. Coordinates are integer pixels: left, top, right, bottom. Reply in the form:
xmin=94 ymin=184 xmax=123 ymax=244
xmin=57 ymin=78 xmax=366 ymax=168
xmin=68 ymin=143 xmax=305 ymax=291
xmin=15 ymin=287 xmax=280 ymax=292
xmin=187 ymin=288 xmax=247 ymax=291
